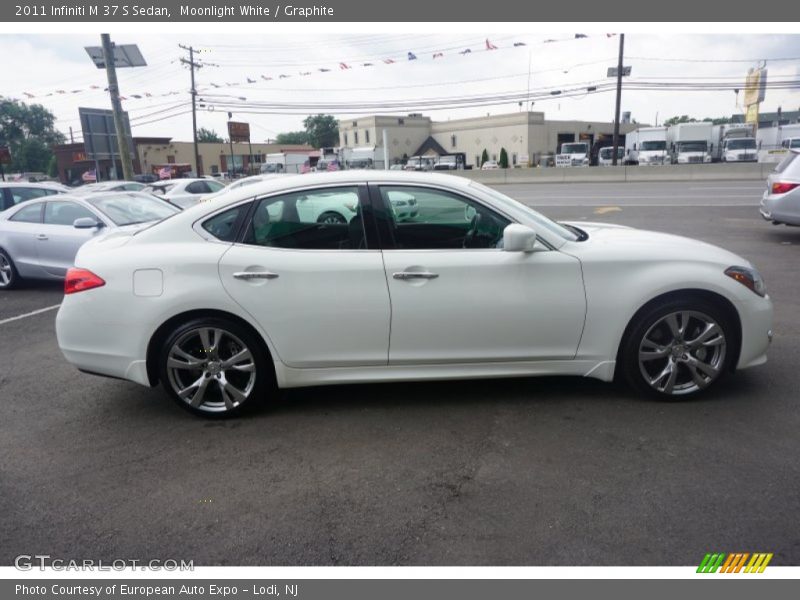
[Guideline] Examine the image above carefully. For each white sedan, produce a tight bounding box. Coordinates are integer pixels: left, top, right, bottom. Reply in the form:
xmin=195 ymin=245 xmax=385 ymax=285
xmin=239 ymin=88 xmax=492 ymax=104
xmin=144 ymin=178 xmax=226 ymax=209
xmin=56 ymin=171 xmax=773 ymax=417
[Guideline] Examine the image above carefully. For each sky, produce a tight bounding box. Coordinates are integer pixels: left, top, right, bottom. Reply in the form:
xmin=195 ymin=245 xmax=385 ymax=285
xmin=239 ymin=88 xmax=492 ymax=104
xmin=2 ymin=32 xmax=799 ymax=144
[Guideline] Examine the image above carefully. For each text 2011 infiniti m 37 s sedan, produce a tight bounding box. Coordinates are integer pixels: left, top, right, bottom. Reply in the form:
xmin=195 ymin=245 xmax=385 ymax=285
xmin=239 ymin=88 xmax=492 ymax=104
xmin=56 ymin=171 xmax=773 ymax=417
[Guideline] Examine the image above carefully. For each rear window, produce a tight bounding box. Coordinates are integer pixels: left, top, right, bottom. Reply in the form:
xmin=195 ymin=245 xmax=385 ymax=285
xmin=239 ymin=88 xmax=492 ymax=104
xmin=774 ymin=153 xmax=799 ymax=175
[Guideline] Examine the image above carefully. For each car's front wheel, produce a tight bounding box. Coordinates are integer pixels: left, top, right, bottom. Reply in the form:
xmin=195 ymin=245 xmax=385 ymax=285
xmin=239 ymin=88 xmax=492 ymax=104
xmin=0 ymin=249 xmax=20 ymax=290
xmin=621 ymin=298 xmax=733 ymax=399
xmin=159 ymin=317 xmax=271 ymax=417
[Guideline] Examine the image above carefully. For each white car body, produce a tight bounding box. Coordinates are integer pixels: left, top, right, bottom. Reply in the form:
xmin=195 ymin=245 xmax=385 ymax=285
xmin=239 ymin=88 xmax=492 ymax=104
xmin=555 ymin=143 xmax=590 ymax=167
xmin=56 ymin=171 xmax=773 ymax=416
xmin=145 ymin=178 xmax=226 ymax=209
xmin=597 ymin=147 xmax=624 ymax=166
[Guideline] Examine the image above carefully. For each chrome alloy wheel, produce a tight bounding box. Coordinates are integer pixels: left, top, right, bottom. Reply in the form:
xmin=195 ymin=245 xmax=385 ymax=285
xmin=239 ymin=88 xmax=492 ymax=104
xmin=638 ymin=310 xmax=727 ymax=396
xmin=0 ymin=254 xmax=12 ymax=287
xmin=166 ymin=327 xmax=256 ymax=413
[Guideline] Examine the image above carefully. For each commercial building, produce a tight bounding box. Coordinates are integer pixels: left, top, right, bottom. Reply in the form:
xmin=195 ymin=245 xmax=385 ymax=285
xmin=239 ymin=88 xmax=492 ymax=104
xmin=337 ymin=111 xmax=638 ymax=168
xmin=52 ymin=139 xmax=314 ymax=184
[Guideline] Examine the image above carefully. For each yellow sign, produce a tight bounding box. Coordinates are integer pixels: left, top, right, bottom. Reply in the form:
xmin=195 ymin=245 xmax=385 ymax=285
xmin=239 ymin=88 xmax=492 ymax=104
xmin=744 ymin=67 xmax=767 ymax=107
xmin=745 ymin=104 xmax=759 ymax=124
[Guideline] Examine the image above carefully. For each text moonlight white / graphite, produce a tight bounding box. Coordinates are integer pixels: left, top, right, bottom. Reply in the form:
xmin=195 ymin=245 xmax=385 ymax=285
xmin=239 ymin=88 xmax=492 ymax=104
xmin=180 ymin=5 xmax=335 ymax=18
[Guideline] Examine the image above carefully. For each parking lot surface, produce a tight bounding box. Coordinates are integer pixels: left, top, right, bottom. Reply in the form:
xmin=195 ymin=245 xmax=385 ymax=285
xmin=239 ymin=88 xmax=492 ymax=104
xmin=1 ymin=179 xmax=798 ymax=566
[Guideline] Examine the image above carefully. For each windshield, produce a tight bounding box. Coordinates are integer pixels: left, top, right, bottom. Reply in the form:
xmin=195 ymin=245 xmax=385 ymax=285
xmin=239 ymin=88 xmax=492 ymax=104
xmin=561 ymin=143 xmax=588 ymax=154
xmin=600 ymin=147 xmax=624 ymax=159
xmin=728 ymin=139 xmax=756 ymax=150
xmin=640 ymin=140 xmax=666 ymax=151
xmin=469 ymin=181 xmax=578 ymax=242
xmin=677 ymin=141 xmax=707 ymax=152
xmin=86 ymin=193 xmax=180 ymax=225
xmin=790 ymin=139 xmax=800 ymax=149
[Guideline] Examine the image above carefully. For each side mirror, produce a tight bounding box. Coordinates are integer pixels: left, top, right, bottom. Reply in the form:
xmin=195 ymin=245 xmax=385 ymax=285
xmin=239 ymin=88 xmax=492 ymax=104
xmin=503 ymin=224 xmax=537 ymax=252
xmin=73 ymin=217 xmax=104 ymax=229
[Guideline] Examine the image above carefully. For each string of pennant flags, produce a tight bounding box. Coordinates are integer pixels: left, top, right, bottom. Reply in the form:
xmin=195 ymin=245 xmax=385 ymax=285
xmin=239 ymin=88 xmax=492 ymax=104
xmin=1 ymin=34 xmax=617 ymax=103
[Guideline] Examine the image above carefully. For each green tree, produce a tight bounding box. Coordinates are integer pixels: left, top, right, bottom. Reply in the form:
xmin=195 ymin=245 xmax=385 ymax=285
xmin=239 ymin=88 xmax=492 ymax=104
xmin=275 ymin=131 xmax=309 ymax=145
xmin=480 ymin=149 xmax=489 ymax=166
xmin=499 ymin=147 xmax=509 ymax=169
xmin=663 ymin=115 xmax=698 ymax=127
xmin=302 ymin=114 xmax=339 ymax=148
xmin=197 ymin=127 xmax=223 ymax=143
xmin=0 ymin=99 xmax=64 ymax=173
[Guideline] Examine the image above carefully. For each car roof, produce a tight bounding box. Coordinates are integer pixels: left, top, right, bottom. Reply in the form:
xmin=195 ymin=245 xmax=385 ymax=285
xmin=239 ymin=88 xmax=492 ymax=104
xmin=0 ymin=181 xmax=66 ymax=188
xmin=204 ymin=170 xmax=474 ymax=207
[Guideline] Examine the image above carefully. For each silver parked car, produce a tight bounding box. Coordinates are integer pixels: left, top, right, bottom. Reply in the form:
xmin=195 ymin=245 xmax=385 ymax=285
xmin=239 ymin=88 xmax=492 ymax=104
xmin=0 ymin=192 xmax=180 ymax=289
xmin=760 ymin=150 xmax=800 ymax=226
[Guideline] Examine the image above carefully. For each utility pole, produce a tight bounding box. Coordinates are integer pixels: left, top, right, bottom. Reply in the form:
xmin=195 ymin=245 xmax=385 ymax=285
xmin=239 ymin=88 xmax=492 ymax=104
xmin=101 ymin=34 xmax=134 ymax=180
xmin=179 ymin=44 xmax=202 ymax=176
xmin=611 ymin=33 xmax=625 ymax=167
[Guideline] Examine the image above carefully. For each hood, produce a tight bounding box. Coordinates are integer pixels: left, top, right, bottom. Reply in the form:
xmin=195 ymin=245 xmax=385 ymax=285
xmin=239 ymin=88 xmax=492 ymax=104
xmin=561 ymin=223 xmax=749 ymax=267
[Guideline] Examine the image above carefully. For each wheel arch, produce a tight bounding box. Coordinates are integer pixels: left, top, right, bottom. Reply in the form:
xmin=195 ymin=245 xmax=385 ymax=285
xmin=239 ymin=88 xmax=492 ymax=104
xmin=146 ymin=308 xmax=277 ymax=387
xmin=614 ymin=288 xmax=742 ymax=378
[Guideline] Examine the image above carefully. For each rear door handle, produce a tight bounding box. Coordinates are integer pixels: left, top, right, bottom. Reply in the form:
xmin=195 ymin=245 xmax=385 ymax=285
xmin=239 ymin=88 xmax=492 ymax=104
xmin=233 ymin=271 xmax=279 ymax=280
xmin=393 ymin=271 xmax=439 ymax=280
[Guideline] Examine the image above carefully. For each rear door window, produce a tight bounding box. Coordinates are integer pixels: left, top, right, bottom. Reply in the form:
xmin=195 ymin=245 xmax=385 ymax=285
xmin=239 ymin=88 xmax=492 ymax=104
xmin=9 ymin=202 xmax=44 ymax=223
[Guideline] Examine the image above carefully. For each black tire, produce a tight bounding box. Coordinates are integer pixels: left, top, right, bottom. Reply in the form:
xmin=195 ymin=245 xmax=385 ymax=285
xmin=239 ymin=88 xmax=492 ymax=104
xmin=317 ymin=211 xmax=347 ymax=225
xmin=158 ymin=317 xmax=273 ymax=418
xmin=619 ymin=297 xmax=734 ymax=400
xmin=0 ymin=248 xmax=21 ymax=290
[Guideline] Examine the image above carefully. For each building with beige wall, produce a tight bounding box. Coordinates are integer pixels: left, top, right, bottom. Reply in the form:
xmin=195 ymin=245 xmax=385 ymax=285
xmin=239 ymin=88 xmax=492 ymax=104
xmin=337 ymin=111 xmax=638 ymax=168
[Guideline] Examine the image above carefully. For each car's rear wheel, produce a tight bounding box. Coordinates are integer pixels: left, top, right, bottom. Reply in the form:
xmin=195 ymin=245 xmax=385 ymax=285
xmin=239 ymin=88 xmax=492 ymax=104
xmin=317 ymin=211 xmax=347 ymax=225
xmin=159 ymin=317 xmax=271 ymax=417
xmin=0 ymin=249 xmax=20 ymax=290
xmin=621 ymin=298 xmax=732 ymax=399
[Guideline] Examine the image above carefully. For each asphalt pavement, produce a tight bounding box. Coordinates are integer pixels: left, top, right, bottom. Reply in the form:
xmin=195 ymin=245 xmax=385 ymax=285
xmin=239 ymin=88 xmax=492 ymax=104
xmin=1 ymin=179 xmax=798 ymax=566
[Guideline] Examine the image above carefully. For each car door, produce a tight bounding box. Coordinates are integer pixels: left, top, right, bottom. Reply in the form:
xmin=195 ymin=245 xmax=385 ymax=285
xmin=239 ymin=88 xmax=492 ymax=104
xmin=2 ymin=202 xmax=49 ymax=278
xmin=217 ymin=184 xmax=391 ymax=368
xmin=372 ymin=184 xmax=587 ymax=365
xmin=37 ymin=200 xmax=104 ymax=277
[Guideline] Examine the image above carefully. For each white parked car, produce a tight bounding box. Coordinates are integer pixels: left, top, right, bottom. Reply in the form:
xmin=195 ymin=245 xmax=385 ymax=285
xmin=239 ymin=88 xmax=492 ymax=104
xmin=71 ymin=181 xmax=147 ymax=195
xmin=56 ymin=172 xmax=773 ymax=417
xmin=144 ymin=178 xmax=226 ymax=209
xmin=481 ymin=160 xmax=500 ymax=170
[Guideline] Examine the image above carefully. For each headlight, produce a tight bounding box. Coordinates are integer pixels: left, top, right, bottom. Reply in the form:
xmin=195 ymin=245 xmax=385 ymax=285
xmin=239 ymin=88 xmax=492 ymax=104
xmin=725 ymin=266 xmax=766 ymax=297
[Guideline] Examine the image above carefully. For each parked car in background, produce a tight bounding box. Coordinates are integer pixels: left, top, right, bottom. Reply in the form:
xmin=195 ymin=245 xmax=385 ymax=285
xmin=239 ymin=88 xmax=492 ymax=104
xmin=144 ymin=178 xmax=226 ymax=209
xmin=134 ymin=174 xmax=159 ymax=184
xmin=55 ymin=171 xmax=771 ymax=417
xmin=597 ymin=146 xmax=625 ymax=166
xmin=1 ymin=182 xmax=69 ymax=212
xmin=201 ymin=174 xmax=291 ymax=203
xmin=70 ymin=181 xmax=148 ymax=194
xmin=481 ymin=160 xmax=500 ymax=170
xmin=760 ymin=150 xmax=800 ymax=226
xmin=0 ymin=192 xmax=180 ymax=290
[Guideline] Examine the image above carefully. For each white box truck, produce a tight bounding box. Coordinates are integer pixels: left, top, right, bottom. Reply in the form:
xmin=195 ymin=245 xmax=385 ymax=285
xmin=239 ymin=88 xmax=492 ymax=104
xmin=668 ymin=122 xmax=713 ymax=164
xmin=555 ymin=141 xmax=590 ymax=167
xmin=711 ymin=123 xmax=757 ymax=162
xmin=626 ymin=127 xmax=669 ymax=165
xmin=260 ymin=152 xmax=309 ymax=174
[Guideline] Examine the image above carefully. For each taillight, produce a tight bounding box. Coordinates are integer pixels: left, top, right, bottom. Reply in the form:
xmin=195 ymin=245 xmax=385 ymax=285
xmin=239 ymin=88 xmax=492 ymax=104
xmin=64 ymin=268 xmax=105 ymax=295
xmin=771 ymin=182 xmax=800 ymax=194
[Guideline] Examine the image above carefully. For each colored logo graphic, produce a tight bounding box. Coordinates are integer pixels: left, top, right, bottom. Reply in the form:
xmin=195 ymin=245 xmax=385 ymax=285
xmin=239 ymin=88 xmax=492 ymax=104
xmin=697 ymin=553 xmax=773 ymax=573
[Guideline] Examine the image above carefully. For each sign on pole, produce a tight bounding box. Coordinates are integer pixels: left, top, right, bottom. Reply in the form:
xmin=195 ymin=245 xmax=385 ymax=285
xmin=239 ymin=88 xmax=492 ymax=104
xmin=78 ymin=107 xmax=135 ymax=160
xmin=227 ymin=121 xmax=251 ymax=143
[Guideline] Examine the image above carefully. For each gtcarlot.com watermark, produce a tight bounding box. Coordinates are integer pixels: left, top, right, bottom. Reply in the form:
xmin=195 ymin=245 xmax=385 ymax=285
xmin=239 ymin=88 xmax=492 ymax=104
xmin=15 ymin=554 xmax=194 ymax=571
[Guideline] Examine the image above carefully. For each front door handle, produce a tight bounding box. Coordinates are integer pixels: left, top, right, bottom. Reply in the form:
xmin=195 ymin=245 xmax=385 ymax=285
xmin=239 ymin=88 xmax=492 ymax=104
xmin=233 ymin=271 xmax=279 ymax=280
xmin=393 ymin=271 xmax=439 ymax=280
xmin=36 ymin=234 xmax=48 ymax=241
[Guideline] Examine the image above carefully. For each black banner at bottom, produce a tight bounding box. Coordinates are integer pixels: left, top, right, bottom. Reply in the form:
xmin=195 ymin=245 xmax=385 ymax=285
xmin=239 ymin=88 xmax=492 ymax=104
xmin=3 ymin=579 xmax=798 ymax=600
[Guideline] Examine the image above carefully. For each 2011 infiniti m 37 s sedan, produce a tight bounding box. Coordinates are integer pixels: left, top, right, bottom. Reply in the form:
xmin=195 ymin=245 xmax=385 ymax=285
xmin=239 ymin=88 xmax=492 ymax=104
xmin=56 ymin=171 xmax=773 ymax=417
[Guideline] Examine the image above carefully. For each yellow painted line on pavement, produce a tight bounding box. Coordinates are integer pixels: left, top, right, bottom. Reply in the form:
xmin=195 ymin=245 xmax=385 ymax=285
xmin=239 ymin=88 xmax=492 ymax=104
xmin=593 ymin=206 xmax=622 ymax=214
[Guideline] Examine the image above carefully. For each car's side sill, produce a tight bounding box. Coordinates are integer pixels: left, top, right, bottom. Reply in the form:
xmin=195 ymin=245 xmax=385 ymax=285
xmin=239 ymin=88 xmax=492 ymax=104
xmin=275 ymin=359 xmax=617 ymax=389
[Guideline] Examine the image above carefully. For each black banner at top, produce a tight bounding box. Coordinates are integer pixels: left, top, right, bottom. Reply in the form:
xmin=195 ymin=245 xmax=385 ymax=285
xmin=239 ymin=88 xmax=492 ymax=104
xmin=3 ymin=0 xmax=799 ymax=22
